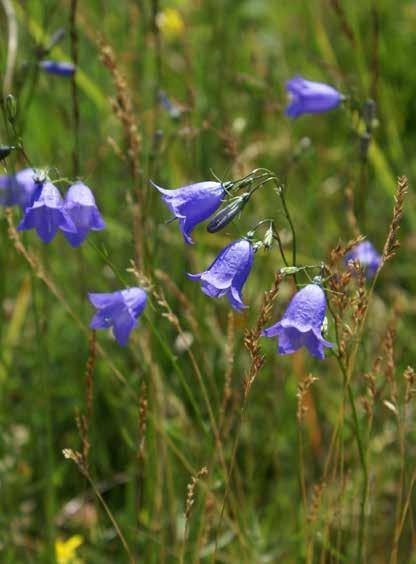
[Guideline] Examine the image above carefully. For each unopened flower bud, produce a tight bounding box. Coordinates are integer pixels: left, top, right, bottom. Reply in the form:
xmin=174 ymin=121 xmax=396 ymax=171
xmin=280 ymin=266 xmax=300 ymax=276
xmin=46 ymin=29 xmax=66 ymax=52
xmin=362 ymin=99 xmax=377 ymax=129
xmin=6 ymin=94 xmax=17 ymax=123
xmin=0 ymin=145 xmax=14 ymax=161
xmin=321 ymin=316 xmax=329 ymax=337
xmin=207 ymin=192 xmax=250 ymax=233
xmin=263 ymin=224 xmax=274 ymax=249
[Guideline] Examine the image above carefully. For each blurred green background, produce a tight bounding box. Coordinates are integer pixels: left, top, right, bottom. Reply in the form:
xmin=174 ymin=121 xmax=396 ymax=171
xmin=0 ymin=0 xmax=415 ymax=562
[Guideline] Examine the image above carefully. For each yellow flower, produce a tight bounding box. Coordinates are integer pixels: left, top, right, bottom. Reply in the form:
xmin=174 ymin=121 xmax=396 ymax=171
xmin=55 ymin=535 xmax=84 ymax=564
xmin=156 ymin=8 xmax=185 ymax=39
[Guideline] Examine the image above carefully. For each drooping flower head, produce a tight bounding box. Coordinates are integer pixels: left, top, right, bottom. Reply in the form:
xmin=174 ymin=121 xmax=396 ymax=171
xmin=285 ymin=76 xmax=343 ymax=118
xmin=88 ymin=288 xmax=147 ymax=346
xmin=152 ymin=180 xmax=225 ymax=244
xmin=39 ymin=60 xmax=76 ymax=76
xmin=62 ymin=182 xmax=106 ymax=247
xmin=17 ymin=182 xmax=76 ymax=243
xmin=262 ymin=283 xmax=334 ymax=360
xmin=344 ymin=241 xmax=381 ymax=279
xmin=0 ymin=168 xmax=39 ymax=210
xmin=187 ymin=238 xmax=254 ymax=312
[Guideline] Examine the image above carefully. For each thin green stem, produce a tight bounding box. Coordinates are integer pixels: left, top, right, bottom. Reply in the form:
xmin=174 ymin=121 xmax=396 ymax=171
xmin=272 ymin=231 xmax=289 ymax=267
xmin=85 ymin=469 xmax=136 ymax=563
xmin=331 ymin=341 xmax=368 ymax=564
xmin=31 ymin=272 xmax=55 ymax=563
xmin=278 ymin=186 xmax=297 ymax=269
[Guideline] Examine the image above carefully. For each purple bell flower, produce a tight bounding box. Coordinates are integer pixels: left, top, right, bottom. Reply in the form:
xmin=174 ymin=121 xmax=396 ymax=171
xmin=39 ymin=60 xmax=76 ymax=76
xmin=152 ymin=180 xmax=225 ymax=244
xmin=262 ymin=283 xmax=334 ymax=360
xmin=345 ymin=241 xmax=381 ymax=279
xmin=62 ymin=182 xmax=106 ymax=247
xmin=285 ymin=76 xmax=343 ymax=118
xmin=17 ymin=182 xmax=76 ymax=243
xmin=0 ymin=168 xmax=39 ymax=210
xmin=187 ymin=238 xmax=254 ymax=311
xmin=88 ymin=288 xmax=147 ymax=346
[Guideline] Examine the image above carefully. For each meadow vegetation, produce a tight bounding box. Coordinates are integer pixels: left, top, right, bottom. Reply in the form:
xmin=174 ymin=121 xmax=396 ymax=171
xmin=0 ymin=1 xmax=415 ymax=562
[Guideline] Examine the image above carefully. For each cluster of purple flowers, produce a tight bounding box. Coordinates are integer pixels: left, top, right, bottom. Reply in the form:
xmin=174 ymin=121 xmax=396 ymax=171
xmin=0 ymin=168 xmax=148 ymax=346
xmin=150 ymin=75 xmax=381 ymax=360
xmin=0 ymin=74 xmax=379 ymax=353
xmin=0 ymin=169 xmax=105 ymax=245
xmin=153 ymin=179 xmax=255 ymax=311
xmin=153 ymin=175 xmax=338 ymax=358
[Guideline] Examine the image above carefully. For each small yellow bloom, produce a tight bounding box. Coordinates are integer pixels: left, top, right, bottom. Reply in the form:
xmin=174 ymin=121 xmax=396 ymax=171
xmin=55 ymin=535 xmax=84 ymax=564
xmin=156 ymin=8 xmax=185 ymax=39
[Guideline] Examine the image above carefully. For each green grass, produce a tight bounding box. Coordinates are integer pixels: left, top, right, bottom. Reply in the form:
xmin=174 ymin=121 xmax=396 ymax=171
xmin=1 ymin=0 xmax=416 ymax=562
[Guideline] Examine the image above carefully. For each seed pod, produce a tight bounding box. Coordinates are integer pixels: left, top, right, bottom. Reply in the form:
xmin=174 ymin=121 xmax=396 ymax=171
xmin=362 ymin=99 xmax=377 ymax=129
xmin=46 ymin=29 xmax=66 ymax=52
xmin=0 ymin=145 xmax=14 ymax=161
xmin=263 ymin=224 xmax=274 ymax=249
xmin=6 ymin=94 xmax=17 ymax=123
xmin=280 ymin=266 xmax=301 ymax=276
xmin=207 ymin=192 xmax=250 ymax=233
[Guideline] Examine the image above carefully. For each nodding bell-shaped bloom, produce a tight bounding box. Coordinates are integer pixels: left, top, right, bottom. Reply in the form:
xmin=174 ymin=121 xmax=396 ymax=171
xmin=262 ymin=283 xmax=334 ymax=360
xmin=39 ymin=60 xmax=76 ymax=76
xmin=152 ymin=180 xmax=225 ymax=244
xmin=17 ymin=182 xmax=76 ymax=243
xmin=285 ymin=76 xmax=343 ymax=118
xmin=0 ymin=168 xmax=39 ymax=210
xmin=187 ymin=238 xmax=254 ymax=312
xmin=88 ymin=288 xmax=147 ymax=346
xmin=345 ymin=241 xmax=381 ymax=279
xmin=62 ymin=182 xmax=106 ymax=247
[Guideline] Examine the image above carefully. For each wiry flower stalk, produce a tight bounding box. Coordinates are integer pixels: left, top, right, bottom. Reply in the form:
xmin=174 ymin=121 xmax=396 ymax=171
xmin=382 ymin=176 xmax=408 ymax=265
xmin=180 ymin=467 xmax=208 ymax=564
xmin=98 ymin=35 xmax=145 ymax=271
xmin=214 ymin=274 xmax=281 ymax=558
xmin=63 ymin=448 xmax=135 ymax=563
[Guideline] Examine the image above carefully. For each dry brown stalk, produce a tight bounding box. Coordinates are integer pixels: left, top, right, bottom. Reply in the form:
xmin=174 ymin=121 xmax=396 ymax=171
xmin=181 ymin=466 xmax=209 ymax=564
xmin=98 ymin=35 xmax=145 ymax=271
xmin=243 ymin=273 xmax=282 ymax=397
xmin=329 ymin=235 xmax=365 ymax=267
xmin=220 ymin=311 xmax=235 ymax=429
xmin=75 ymin=330 xmax=97 ymax=471
xmin=329 ymin=0 xmax=356 ymax=45
xmin=345 ymin=186 xmax=360 ymax=237
xmin=308 ymin=481 xmax=326 ymax=524
xmin=154 ymin=269 xmax=200 ymax=337
xmin=351 ymin=265 xmax=368 ymax=334
xmin=63 ymin=448 xmax=87 ymax=475
xmin=98 ymin=36 xmax=141 ymax=178
xmin=297 ymin=374 xmax=319 ymax=422
xmin=138 ymin=381 xmax=148 ymax=461
xmin=382 ymin=176 xmax=408 ymax=265
xmin=383 ymin=319 xmax=397 ymax=401
xmin=404 ymin=366 xmax=416 ymax=404
xmin=185 ymin=466 xmax=209 ymax=520
xmin=363 ymin=355 xmax=382 ymax=418
xmin=75 ymin=411 xmax=90 ymax=471
xmin=328 ymin=271 xmax=352 ymax=305
xmin=85 ymin=330 xmax=96 ymax=420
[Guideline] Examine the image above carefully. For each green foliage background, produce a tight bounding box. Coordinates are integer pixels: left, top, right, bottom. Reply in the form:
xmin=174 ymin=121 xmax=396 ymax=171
xmin=0 ymin=0 xmax=415 ymax=562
